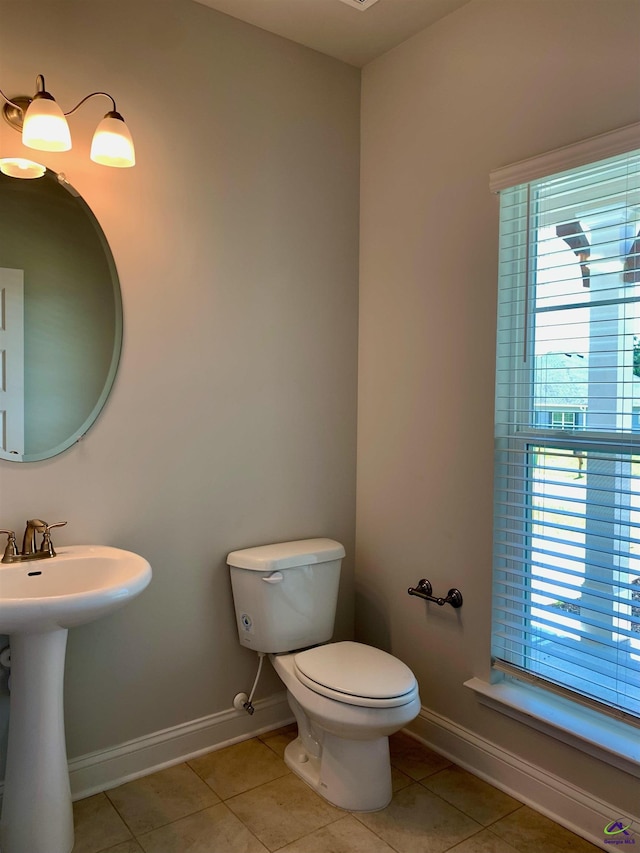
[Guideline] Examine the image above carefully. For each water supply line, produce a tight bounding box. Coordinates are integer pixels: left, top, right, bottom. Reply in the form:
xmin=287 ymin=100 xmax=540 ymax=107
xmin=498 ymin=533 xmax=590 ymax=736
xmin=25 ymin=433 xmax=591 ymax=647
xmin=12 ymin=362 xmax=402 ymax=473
xmin=233 ymin=651 xmax=265 ymax=715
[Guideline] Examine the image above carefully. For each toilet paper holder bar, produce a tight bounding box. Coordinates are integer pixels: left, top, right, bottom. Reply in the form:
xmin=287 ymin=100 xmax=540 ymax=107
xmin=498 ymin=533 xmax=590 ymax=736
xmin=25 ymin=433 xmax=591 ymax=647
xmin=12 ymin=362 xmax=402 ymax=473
xmin=408 ymin=578 xmax=463 ymax=608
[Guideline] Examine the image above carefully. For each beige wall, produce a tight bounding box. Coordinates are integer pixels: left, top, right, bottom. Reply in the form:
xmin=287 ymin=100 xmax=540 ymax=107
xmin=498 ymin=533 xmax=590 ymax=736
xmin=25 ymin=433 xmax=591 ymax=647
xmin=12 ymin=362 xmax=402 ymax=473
xmin=357 ymin=0 xmax=640 ymax=818
xmin=0 ymin=0 xmax=359 ymax=767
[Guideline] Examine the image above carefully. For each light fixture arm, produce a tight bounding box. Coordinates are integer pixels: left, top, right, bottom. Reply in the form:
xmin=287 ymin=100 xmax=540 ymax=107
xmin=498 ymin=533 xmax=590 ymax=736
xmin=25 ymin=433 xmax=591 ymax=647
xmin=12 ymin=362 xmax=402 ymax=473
xmin=0 ymin=86 xmax=24 ymax=112
xmin=64 ymin=90 xmax=118 ymax=118
xmin=0 ymin=74 xmax=52 ymax=115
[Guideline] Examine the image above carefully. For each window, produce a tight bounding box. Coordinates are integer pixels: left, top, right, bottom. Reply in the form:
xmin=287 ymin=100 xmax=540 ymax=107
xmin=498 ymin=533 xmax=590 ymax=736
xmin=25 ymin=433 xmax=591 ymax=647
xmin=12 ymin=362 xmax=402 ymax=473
xmin=492 ymin=136 xmax=640 ymax=724
xmin=550 ymin=410 xmax=583 ymax=430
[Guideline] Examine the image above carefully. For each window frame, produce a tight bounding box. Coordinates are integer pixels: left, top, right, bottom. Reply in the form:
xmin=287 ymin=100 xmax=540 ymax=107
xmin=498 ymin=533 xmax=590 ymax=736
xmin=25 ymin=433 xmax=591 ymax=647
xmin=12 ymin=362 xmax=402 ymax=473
xmin=481 ymin=123 xmax=640 ymax=769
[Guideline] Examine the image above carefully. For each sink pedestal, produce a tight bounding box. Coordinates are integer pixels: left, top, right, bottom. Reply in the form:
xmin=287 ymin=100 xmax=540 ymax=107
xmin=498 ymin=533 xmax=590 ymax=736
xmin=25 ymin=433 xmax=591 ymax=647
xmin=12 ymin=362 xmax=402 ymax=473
xmin=0 ymin=545 xmax=152 ymax=853
xmin=1 ymin=629 xmax=74 ymax=853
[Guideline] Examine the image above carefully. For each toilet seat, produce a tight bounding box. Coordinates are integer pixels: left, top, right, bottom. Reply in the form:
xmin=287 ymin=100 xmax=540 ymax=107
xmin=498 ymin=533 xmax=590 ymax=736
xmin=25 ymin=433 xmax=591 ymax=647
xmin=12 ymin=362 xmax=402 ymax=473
xmin=293 ymin=641 xmax=418 ymax=708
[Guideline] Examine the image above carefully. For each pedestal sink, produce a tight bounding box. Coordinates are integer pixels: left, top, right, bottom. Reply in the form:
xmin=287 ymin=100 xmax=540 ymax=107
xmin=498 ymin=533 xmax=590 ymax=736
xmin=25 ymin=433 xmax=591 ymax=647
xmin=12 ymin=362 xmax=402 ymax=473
xmin=0 ymin=545 xmax=152 ymax=853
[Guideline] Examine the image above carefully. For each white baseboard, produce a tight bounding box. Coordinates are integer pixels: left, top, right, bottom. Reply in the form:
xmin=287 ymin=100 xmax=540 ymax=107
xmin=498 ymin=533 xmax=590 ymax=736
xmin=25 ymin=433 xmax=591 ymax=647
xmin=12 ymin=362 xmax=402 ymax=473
xmin=66 ymin=692 xmax=292 ymax=800
xmin=407 ymin=706 xmax=640 ymax=849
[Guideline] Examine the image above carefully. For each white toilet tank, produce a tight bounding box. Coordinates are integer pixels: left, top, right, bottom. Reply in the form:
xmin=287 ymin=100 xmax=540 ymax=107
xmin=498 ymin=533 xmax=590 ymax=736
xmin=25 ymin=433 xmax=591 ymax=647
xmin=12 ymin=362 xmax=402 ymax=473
xmin=227 ymin=538 xmax=345 ymax=653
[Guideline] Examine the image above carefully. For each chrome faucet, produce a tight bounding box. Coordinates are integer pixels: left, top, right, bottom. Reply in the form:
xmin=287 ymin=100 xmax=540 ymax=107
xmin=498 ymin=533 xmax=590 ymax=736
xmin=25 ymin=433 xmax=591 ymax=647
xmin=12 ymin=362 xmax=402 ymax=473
xmin=0 ymin=519 xmax=68 ymax=564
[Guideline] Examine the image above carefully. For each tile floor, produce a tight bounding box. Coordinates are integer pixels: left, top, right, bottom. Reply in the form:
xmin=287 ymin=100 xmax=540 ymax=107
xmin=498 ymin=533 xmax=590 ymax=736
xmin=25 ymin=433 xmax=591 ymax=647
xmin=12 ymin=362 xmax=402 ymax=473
xmin=71 ymin=727 xmax=601 ymax=853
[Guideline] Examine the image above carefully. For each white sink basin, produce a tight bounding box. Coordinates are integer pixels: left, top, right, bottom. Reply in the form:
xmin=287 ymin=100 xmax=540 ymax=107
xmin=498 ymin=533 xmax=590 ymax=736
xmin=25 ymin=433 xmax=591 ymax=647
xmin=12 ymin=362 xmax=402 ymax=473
xmin=0 ymin=545 xmax=152 ymax=634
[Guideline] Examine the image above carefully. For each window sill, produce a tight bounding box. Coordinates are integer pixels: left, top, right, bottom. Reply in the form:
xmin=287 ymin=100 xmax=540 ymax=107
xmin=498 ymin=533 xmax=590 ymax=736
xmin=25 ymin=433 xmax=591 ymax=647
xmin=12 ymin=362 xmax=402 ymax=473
xmin=464 ymin=676 xmax=640 ymax=778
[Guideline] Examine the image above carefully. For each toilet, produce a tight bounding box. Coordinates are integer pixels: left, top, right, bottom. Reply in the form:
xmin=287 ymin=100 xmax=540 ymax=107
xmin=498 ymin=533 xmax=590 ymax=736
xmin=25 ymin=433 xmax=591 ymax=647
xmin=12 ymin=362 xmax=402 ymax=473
xmin=227 ymin=538 xmax=421 ymax=811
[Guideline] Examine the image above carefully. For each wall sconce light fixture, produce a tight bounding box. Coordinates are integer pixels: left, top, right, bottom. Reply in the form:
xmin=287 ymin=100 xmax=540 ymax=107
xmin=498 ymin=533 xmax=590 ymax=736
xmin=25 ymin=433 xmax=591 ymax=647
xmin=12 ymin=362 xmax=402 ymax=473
xmin=0 ymin=74 xmax=135 ymax=178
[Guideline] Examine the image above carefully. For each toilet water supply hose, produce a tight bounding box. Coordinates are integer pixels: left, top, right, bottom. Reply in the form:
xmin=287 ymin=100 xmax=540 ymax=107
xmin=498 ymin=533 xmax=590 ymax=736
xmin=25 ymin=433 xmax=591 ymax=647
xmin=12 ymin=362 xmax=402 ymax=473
xmin=234 ymin=651 xmax=265 ymax=715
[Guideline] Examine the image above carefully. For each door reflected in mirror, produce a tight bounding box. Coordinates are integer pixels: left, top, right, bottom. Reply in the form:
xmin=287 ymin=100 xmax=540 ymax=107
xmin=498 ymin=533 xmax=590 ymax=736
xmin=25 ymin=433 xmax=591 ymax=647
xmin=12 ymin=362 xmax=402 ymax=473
xmin=0 ymin=169 xmax=122 ymax=462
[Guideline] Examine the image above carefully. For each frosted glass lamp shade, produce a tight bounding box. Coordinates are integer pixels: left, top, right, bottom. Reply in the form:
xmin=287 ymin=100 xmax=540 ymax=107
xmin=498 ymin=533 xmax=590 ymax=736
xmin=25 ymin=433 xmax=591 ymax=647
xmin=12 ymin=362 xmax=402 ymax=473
xmin=90 ymin=112 xmax=135 ymax=168
xmin=22 ymin=96 xmax=72 ymax=152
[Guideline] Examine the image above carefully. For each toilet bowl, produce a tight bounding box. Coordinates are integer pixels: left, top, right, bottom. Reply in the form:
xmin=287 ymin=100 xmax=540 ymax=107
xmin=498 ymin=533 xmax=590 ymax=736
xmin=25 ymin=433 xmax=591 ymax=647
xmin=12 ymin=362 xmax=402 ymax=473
xmin=227 ymin=539 xmax=421 ymax=811
xmin=271 ymin=642 xmax=420 ymax=811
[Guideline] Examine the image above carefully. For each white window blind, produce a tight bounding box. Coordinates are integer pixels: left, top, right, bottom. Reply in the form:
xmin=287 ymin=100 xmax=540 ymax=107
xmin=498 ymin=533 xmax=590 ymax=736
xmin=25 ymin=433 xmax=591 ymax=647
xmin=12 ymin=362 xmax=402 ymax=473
xmin=492 ymin=138 xmax=640 ymax=723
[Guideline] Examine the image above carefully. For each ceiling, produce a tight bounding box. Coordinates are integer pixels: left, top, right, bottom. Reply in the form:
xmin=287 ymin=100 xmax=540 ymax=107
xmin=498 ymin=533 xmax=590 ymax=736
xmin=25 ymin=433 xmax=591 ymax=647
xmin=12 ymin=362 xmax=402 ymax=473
xmin=192 ymin=0 xmax=471 ymax=67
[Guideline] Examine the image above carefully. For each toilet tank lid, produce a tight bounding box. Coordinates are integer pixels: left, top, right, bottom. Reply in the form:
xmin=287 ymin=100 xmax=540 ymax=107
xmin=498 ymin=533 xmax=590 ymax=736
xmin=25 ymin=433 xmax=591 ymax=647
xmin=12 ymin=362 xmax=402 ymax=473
xmin=227 ymin=538 xmax=345 ymax=571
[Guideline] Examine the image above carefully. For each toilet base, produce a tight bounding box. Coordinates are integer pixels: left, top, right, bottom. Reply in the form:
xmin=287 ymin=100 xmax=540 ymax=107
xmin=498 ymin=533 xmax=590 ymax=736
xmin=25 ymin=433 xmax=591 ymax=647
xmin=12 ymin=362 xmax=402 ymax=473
xmin=284 ymin=732 xmax=392 ymax=812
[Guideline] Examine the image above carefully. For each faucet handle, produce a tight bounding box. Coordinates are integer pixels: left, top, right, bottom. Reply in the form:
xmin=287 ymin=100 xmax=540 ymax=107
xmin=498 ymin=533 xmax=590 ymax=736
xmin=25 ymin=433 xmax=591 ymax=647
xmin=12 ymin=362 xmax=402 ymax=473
xmin=39 ymin=521 xmax=67 ymax=557
xmin=0 ymin=530 xmax=18 ymax=563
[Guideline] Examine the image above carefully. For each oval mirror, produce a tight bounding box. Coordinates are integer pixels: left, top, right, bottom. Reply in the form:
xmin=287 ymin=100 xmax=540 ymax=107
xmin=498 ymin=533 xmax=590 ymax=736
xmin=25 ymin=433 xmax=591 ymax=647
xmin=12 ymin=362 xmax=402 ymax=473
xmin=0 ymin=169 xmax=122 ymax=462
